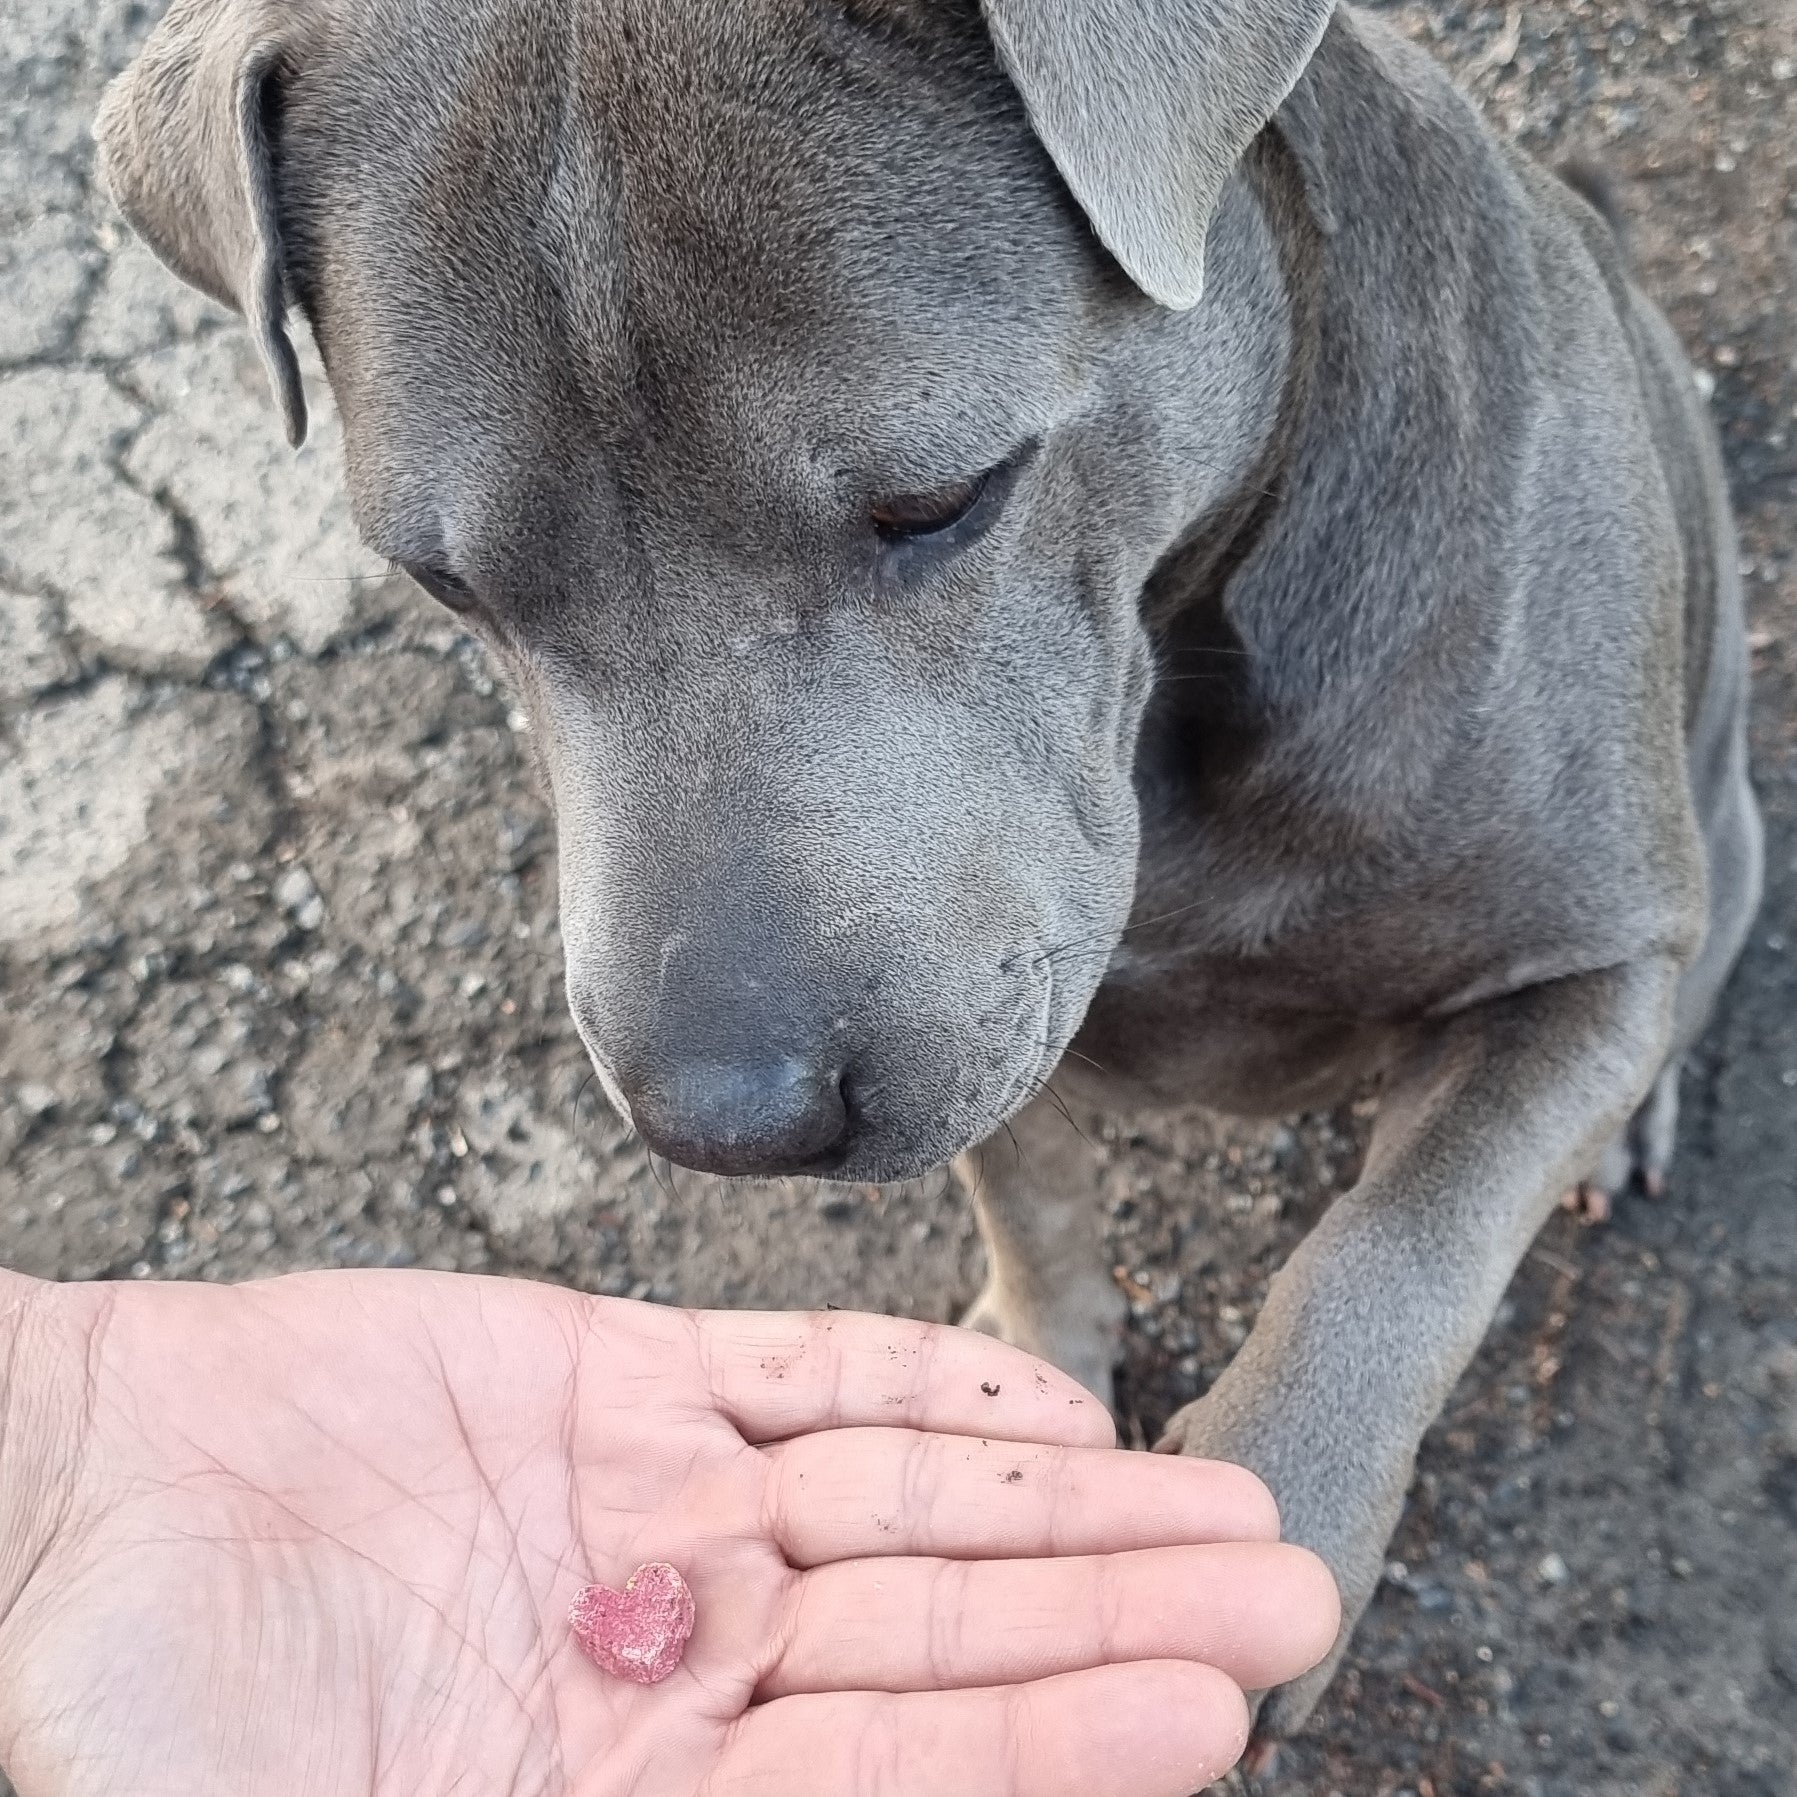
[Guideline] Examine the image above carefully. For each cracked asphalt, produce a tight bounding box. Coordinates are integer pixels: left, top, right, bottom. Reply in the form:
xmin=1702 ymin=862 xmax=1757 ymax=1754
xmin=1 ymin=1 xmax=1794 ymax=1792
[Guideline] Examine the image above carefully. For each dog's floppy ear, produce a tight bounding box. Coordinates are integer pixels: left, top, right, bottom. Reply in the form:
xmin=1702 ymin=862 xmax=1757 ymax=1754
xmin=980 ymin=0 xmax=1335 ymax=308
xmin=95 ymin=0 xmax=311 ymax=446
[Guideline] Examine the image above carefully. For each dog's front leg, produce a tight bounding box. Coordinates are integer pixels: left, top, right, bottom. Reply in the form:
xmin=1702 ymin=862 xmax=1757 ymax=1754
xmin=957 ymin=1096 xmax=1126 ymax=1407
xmin=1157 ymin=959 xmax=1681 ymax=1745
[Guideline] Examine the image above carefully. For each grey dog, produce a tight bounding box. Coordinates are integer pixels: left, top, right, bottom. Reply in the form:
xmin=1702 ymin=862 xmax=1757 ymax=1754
xmin=99 ymin=0 xmax=1763 ymax=1746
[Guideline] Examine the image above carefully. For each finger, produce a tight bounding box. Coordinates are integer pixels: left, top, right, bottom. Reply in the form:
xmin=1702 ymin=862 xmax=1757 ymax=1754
xmin=765 ymin=1429 xmax=1279 ymax=1566
xmin=760 ymin=1542 xmax=1340 ymax=1699
xmin=715 ymin=1662 xmax=1251 ymax=1797
xmin=691 ymin=1309 xmax=1114 ymax=1448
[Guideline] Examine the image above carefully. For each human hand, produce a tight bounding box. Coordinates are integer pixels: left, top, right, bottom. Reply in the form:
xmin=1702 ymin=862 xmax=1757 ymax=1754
xmin=0 ymin=1271 xmax=1336 ymax=1796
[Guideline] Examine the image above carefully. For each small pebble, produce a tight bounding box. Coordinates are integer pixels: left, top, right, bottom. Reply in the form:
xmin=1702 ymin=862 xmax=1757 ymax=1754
xmin=274 ymin=866 xmax=326 ymax=931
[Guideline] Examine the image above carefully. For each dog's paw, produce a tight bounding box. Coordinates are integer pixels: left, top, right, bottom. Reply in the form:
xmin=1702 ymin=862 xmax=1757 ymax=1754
xmin=1559 ymin=1179 xmax=1615 ymax=1225
xmin=1564 ymin=1059 xmax=1681 ymax=1223
xmin=1155 ymin=1394 xmax=1402 ymax=1752
xmin=959 ymin=1279 xmax=1121 ymax=1410
xmin=1244 ymin=1649 xmax=1348 ymax=1754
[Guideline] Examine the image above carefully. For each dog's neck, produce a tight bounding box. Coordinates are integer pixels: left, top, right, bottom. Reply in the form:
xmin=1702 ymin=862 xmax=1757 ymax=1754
xmin=1134 ymin=96 xmax=1332 ymax=809
xmin=1131 ymin=5 xmax=1575 ymax=892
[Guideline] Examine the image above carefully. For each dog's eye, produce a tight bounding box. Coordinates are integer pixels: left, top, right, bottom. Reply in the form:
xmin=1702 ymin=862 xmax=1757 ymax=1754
xmin=401 ymin=561 xmax=480 ymax=615
xmin=871 ymin=472 xmax=991 ymax=542
xmin=869 ymin=445 xmax=1037 ymax=554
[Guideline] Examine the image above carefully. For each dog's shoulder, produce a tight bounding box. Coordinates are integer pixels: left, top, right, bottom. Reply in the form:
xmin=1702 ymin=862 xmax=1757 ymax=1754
xmin=1151 ymin=9 xmax=1707 ymax=958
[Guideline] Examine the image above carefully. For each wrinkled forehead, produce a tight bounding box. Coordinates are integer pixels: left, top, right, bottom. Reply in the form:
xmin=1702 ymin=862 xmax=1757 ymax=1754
xmin=285 ymin=0 xmax=1099 ymax=525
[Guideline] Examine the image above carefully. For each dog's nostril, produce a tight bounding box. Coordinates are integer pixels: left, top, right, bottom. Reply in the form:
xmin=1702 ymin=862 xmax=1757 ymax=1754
xmin=627 ymin=1056 xmax=851 ymax=1178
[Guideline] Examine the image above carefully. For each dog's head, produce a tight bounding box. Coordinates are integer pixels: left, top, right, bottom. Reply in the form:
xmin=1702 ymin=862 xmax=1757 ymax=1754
xmin=99 ymin=0 xmax=1328 ymax=1182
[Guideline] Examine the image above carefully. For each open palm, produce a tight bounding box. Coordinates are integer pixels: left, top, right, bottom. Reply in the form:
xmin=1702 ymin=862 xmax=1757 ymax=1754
xmin=0 ymin=1273 xmax=1334 ymax=1796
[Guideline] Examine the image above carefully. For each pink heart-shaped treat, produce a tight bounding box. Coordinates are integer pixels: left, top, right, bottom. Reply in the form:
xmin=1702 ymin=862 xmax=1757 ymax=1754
xmin=569 ymin=1562 xmax=696 ymax=1686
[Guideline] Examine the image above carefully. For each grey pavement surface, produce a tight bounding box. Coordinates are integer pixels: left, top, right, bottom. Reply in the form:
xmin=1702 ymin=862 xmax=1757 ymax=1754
xmin=1 ymin=2 xmax=1794 ymax=1793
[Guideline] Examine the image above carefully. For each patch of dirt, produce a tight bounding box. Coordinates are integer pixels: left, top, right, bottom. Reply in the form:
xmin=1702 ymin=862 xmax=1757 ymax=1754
xmin=0 ymin=0 xmax=1792 ymax=1791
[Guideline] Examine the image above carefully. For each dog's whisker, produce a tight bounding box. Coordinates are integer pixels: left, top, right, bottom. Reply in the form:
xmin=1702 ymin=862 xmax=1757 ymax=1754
xmin=571 ymin=1070 xmax=597 ymax=1130
xmin=1001 ymin=1058 xmax=1099 ymax=1152
xmin=1118 ymin=897 xmax=1211 ymax=938
xmin=646 ymin=1153 xmax=680 ymax=1209
xmin=1039 ymin=1081 xmax=1088 ymax=1144
xmin=1029 ymin=895 xmax=1209 ymax=972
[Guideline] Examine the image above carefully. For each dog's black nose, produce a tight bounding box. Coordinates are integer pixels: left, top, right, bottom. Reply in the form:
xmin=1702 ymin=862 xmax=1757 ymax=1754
xmin=625 ymin=1057 xmax=851 ymax=1176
